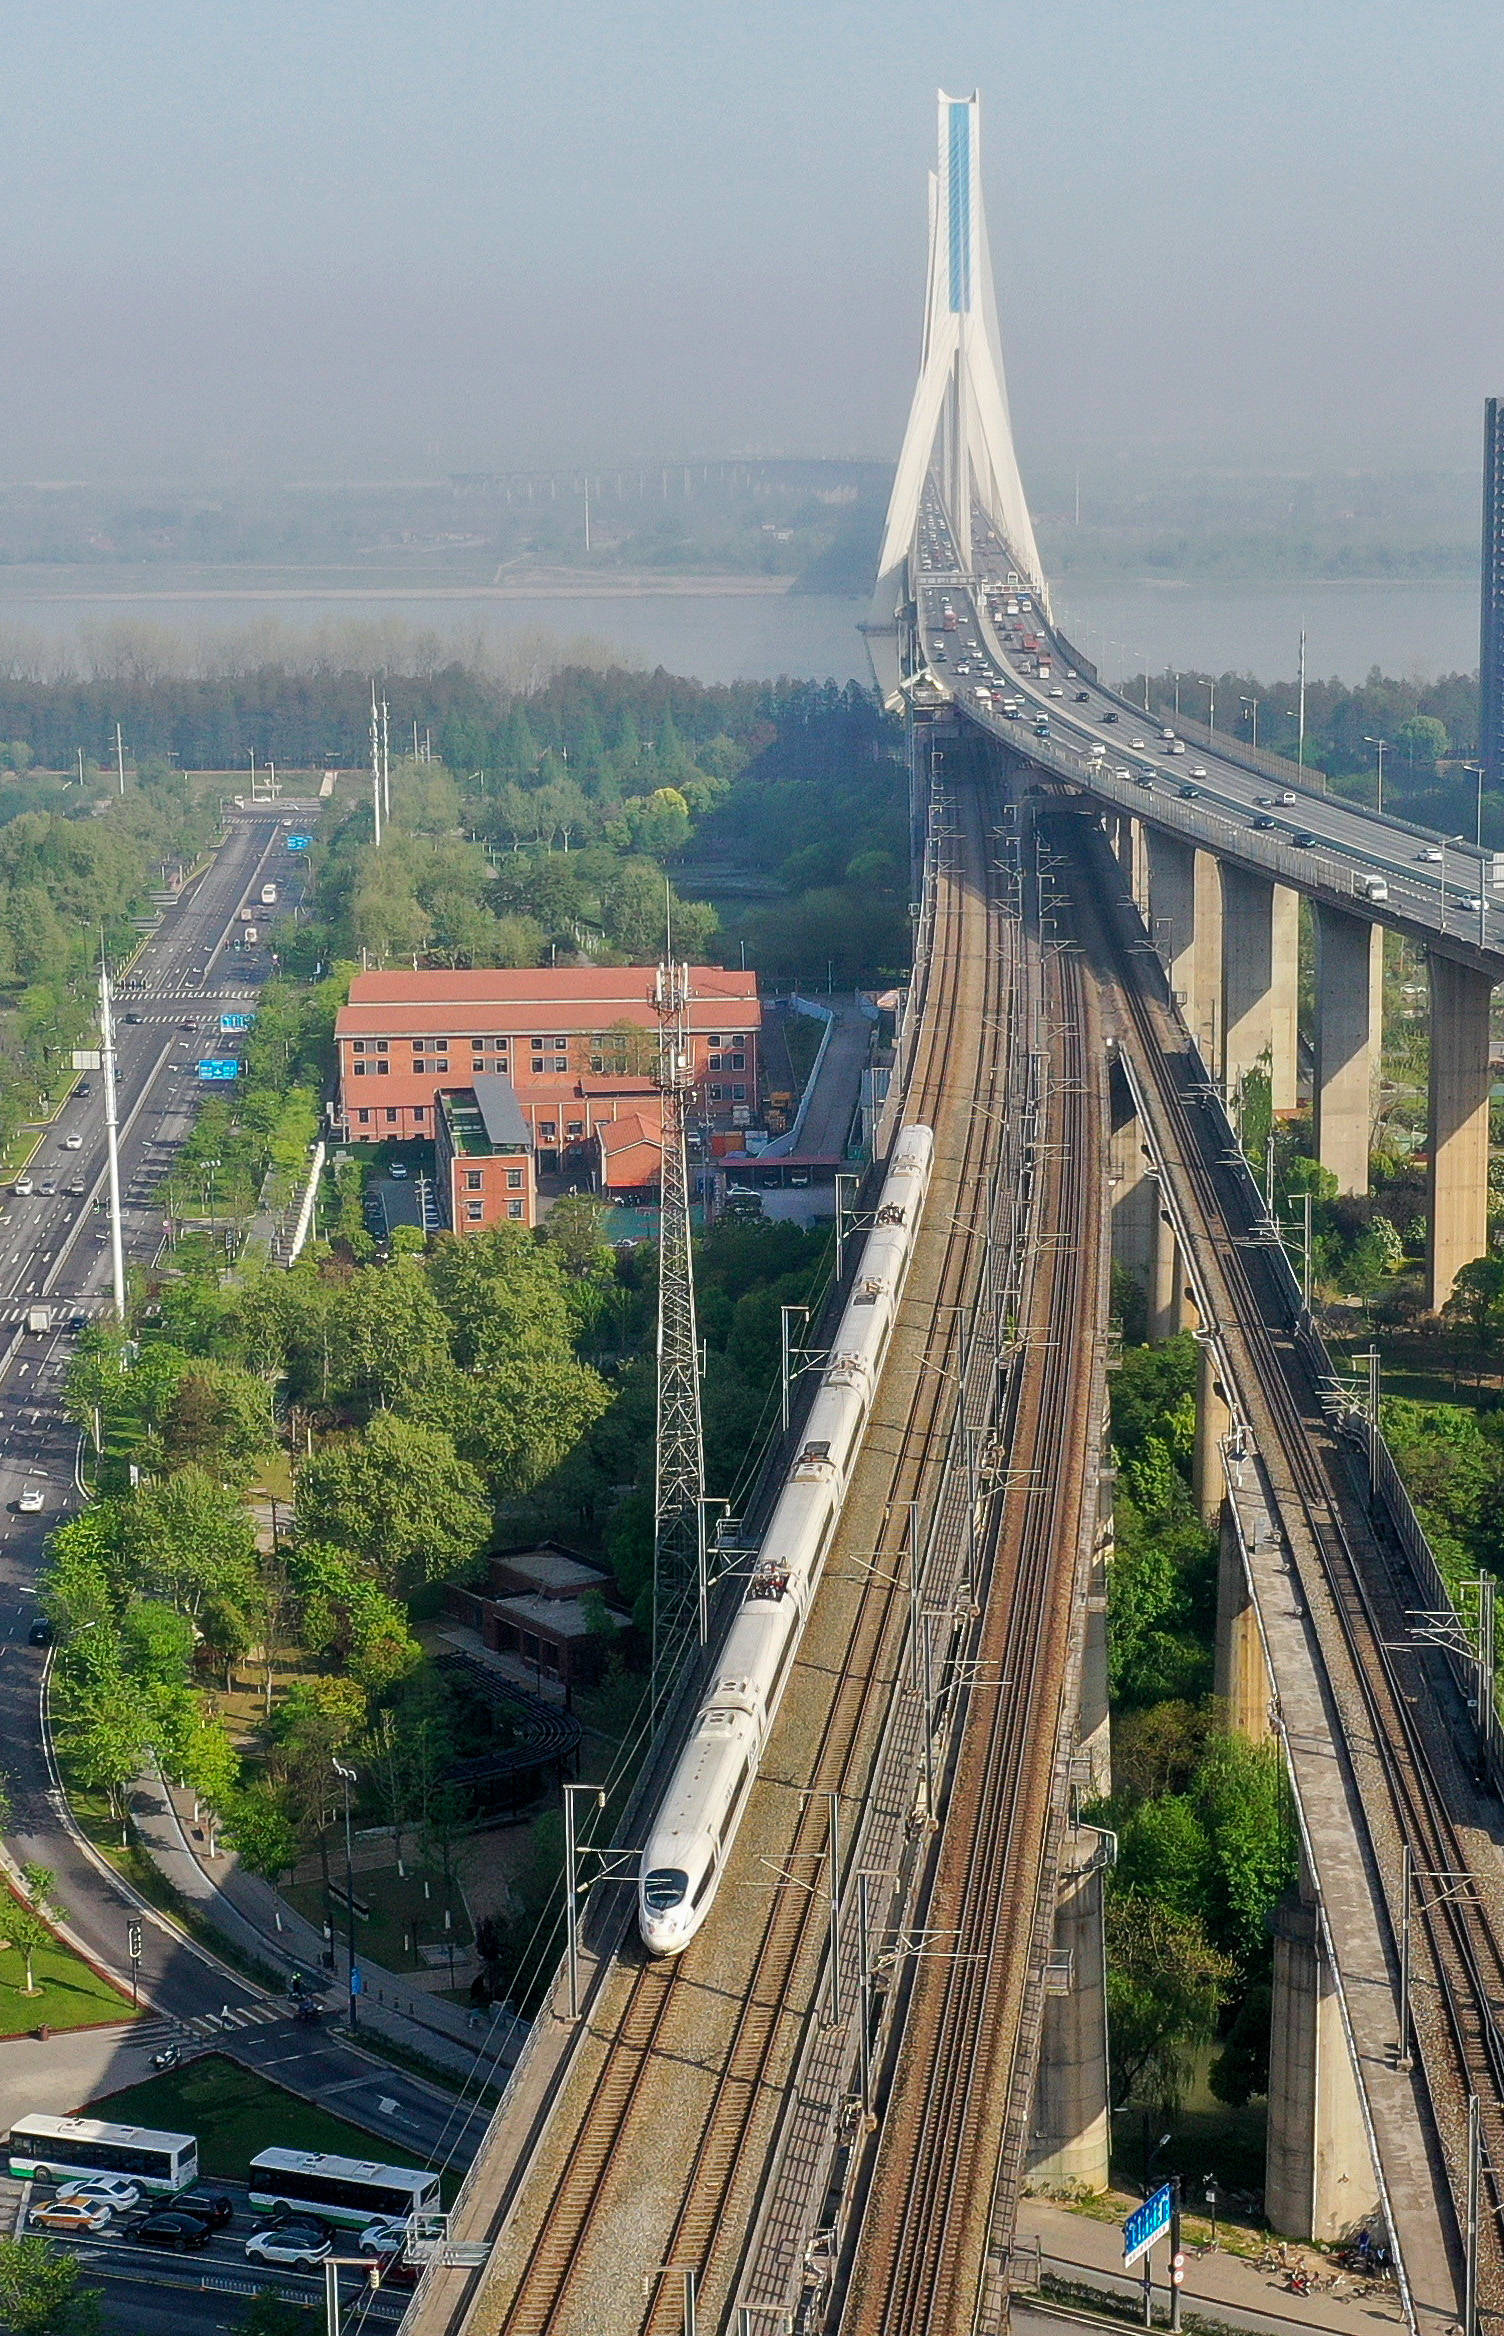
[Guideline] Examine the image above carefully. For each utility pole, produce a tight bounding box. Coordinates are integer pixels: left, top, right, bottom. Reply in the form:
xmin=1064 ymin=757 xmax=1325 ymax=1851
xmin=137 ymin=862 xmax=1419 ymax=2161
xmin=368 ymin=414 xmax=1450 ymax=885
xmin=99 ymin=949 xmax=127 ymax=1324
xmin=369 ymin=686 xmax=383 ymax=846
xmin=332 ymin=1757 xmax=358 ymax=2032
xmin=1296 ymin=628 xmax=1307 ymax=771
xmin=115 ymin=722 xmax=125 ymax=797
xmin=651 ymin=958 xmax=705 ymax=1696
xmin=381 ymin=694 xmax=391 ymax=820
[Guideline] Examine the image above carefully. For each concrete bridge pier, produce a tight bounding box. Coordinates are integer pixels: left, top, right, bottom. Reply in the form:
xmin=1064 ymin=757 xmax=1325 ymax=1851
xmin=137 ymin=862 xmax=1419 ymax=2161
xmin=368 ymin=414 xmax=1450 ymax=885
xmin=1108 ymin=1063 xmax=1155 ymax=1303
xmin=1213 ymin=1502 xmax=1274 ymax=1740
xmin=1027 ymin=1822 xmax=1111 ymax=2191
xmin=1266 ymin=1861 xmax=1380 ymax=2243
xmin=1427 ymin=951 xmax=1494 ymax=1311
xmin=1149 ymin=1197 xmax=1188 ymax=1343
xmin=1191 ymin=1340 xmax=1230 ymax=1530
xmin=1147 ymin=830 xmax=1197 ymax=1025
xmin=1314 ymin=906 xmax=1383 ymax=1195
xmin=1221 ymin=866 xmax=1300 ymax=1110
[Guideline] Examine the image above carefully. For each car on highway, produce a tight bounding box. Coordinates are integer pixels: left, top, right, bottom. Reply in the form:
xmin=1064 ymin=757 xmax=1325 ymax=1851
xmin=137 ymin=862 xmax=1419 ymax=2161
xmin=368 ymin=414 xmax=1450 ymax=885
xmin=59 ymin=2176 xmax=142 ymax=2212
xmin=30 ymin=2198 xmax=112 ymax=2233
xmin=177 ymin=2186 xmax=234 ymax=2228
xmin=1252 ymin=814 xmax=1276 ymax=830
xmin=1101 ymin=711 xmax=1118 ymax=723
xmin=62 ymin=1134 xmax=82 ymax=1150
xmin=1179 ymin=785 xmax=1199 ymax=800
xmin=134 ymin=2208 xmax=214 ymax=2251
xmin=1129 ymin=738 xmax=1147 ymax=750
xmin=365 ymin=2245 xmax=420 ymax=2288
xmin=1190 ymin=766 xmax=1208 ymax=778
xmin=28 ymin=1617 xmax=53 ymax=1646
xmin=1460 ymin=894 xmax=1486 ymax=913
xmin=16 ymin=1489 xmax=45 ymax=1514
xmin=66 ymin=1180 xmax=84 ymax=1196
xmin=13 ymin=1177 xmax=32 ymax=1196
xmin=76 ymin=1081 xmax=91 ymax=1097
xmin=40 ymin=1181 xmax=56 ymax=1195
xmin=246 ymin=2224 xmax=332 ymax=2267
xmin=1073 ymin=691 xmax=1090 ymax=703
xmin=1291 ymin=832 xmax=1318 ymax=849
xmin=123 ymin=1011 xmax=142 ymax=1024
xmin=359 ymin=2214 xmax=412 ymax=2253
xmin=1419 ymin=847 xmax=1444 ymax=862
xmin=1048 ymin=686 xmax=1064 ymax=698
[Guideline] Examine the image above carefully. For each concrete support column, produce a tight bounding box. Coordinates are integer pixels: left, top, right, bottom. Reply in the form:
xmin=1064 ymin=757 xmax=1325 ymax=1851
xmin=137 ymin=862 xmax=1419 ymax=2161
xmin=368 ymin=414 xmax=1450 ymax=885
xmin=1192 ymin=848 xmax=1223 ymax=1072
xmin=1149 ymin=1196 xmax=1187 ymax=1343
xmin=1147 ymin=829 xmax=1197 ymax=1021
xmin=1191 ymin=1338 xmax=1230 ymax=1530
xmin=1129 ymin=816 xmax=1151 ymax=922
xmin=1271 ymin=884 xmax=1300 ymax=1114
xmin=1427 ymin=952 xmax=1495 ymax=1311
xmin=1214 ymin=1503 xmax=1274 ymax=1741
xmin=1221 ymin=866 xmax=1300 ymax=1107
xmin=1108 ymin=1066 xmax=1155 ymax=1300
xmin=1265 ymin=1870 xmax=1380 ymax=2241
xmin=1028 ymin=1825 xmax=1111 ymax=2191
xmin=1314 ymin=906 xmax=1382 ymax=1195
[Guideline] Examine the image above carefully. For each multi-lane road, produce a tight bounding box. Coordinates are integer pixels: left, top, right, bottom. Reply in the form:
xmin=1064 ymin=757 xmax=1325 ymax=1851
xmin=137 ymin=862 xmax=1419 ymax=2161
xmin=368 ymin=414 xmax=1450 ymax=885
xmin=0 ymin=804 xmax=484 ymax=2322
xmin=916 ymin=500 xmax=1504 ymax=965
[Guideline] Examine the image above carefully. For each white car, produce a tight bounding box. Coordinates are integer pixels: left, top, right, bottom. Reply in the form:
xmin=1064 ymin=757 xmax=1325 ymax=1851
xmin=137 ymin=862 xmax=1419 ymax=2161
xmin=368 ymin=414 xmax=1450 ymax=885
xmin=13 ymin=1177 xmax=32 ymax=1197
xmin=62 ymin=1134 xmax=83 ymax=1151
xmin=1048 ymin=686 xmax=1065 ymax=698
xmin=1419 ymin=847 xmax=1444 ymax=863
xmin=58 ymin=2174 xmax=141 ymax=2211
xmin=1129 ymin=739 xmax=1147 ymax=750
xmin=1460 ymin=894 xmax=1486 ymax=914
xmin=246 ymin=2227 xmax=332 ymax=2268
xmin=17 ymin=1489 xmax=45 ymax=1514
xmin=359 ymin=2214 xmax=411 ymax=2253
xmin=1190 ymin=765 xmax=1208 ymax=778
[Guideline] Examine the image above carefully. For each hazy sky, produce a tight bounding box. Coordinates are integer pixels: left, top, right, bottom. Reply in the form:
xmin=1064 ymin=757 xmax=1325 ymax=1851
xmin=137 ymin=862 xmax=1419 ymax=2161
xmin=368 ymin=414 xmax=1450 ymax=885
xmin=4 ymin=1 xmax=1502 ymax=487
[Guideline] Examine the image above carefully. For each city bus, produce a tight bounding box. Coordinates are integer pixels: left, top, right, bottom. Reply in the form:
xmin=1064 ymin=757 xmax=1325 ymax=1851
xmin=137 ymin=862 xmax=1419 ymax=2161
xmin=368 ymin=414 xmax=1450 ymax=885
xmin=247 ymin=2149 xmax=440 ymax=2228
xmin=8 ymin=2114 xmax=197 ymax=2193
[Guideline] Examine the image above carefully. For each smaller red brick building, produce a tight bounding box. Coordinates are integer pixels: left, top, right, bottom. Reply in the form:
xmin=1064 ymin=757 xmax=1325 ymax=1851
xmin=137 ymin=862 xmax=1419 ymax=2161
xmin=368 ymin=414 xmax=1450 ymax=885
xmin=434 ymin=1074 xmax=536 ymax=1233
xmin=446 ymin=1543 xmax=626 ymax=1694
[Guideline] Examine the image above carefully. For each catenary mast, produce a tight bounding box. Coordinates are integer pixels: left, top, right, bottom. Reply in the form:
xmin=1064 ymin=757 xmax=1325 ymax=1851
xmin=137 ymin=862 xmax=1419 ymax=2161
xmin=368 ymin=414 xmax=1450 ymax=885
xmin=651 ymin=958 xmax=705 ymax=1692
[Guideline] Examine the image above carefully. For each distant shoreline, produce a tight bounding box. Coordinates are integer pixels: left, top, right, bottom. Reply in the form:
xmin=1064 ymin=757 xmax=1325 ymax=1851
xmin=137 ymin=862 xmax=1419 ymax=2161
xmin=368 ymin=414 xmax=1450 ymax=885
xmin=0 ymin=570 xmax=803 ymax=606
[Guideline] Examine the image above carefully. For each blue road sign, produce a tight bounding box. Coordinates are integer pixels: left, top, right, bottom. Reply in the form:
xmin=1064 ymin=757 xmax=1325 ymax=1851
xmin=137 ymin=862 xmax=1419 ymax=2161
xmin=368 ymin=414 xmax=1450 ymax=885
xmin=219 ymin=1013 xmax=253 ymax=1033
xmin=1123 ymin=2184 xmax=1174 ymax=2268
xmin=196 ymin=1059 xmax=240 ymax=1081
xmin=285 ymin=833 xmax=312 ymax=850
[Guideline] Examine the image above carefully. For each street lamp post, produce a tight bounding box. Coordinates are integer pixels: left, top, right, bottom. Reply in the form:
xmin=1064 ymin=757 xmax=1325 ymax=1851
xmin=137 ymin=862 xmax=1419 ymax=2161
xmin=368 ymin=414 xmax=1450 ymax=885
xmin=331 ymin=1758 xmax=358 ymax=2032
xmin=1364 ymin=735 xmax=1388 ymax=817
xmin=1203 ymin=678 xmax=1215 ymax=734
xmin=1239 ymin=696 xmax=1259 ymax=750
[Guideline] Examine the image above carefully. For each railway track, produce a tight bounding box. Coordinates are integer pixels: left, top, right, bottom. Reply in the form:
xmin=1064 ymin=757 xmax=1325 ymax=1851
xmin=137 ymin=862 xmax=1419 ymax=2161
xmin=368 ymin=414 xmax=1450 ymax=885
xmin=843 ymin=797 xmax=1104 ymax=2334
xmin=478 ymin=748 xmax=1022 ymax=2335
xmin=1061 ymin=803 xmax=1493 ymax=2316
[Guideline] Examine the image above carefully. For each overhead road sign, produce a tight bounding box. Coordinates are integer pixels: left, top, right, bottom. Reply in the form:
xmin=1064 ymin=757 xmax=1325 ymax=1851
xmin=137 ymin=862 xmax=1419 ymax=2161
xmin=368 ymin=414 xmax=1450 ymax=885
xmin=219 ymin=1013 xmax=254 ymax=1033
xmin=1123 ymin=2183 xmax=1174 ymax=2269
xmin=196 ymin=1059 xmax=240 ymax=1081
xmin=285 ymin=834 xmax=312 ymax=850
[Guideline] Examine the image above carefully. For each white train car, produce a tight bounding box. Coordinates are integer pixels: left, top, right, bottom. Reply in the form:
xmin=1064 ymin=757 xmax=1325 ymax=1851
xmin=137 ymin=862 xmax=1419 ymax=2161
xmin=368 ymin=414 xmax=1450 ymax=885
xmin=639 ymin=1124 xmax=934 ymax=1954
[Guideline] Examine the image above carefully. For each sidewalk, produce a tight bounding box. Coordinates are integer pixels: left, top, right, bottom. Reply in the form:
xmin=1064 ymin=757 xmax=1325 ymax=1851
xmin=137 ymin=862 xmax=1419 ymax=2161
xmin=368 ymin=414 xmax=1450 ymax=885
xmin=1014 ymin=2199 xmax=1408 ymax=2336
xmin=128 ymin=1769 xmax=528 ymax=2087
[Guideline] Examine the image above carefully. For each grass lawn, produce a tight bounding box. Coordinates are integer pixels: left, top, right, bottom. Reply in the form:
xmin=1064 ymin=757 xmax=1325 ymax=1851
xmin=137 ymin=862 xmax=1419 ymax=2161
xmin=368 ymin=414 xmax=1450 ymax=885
xmin=89 ymin=2053 xmax=435 ymax=2185
xmin=285 ymin=1867 xmax=470 ymax=1975
xmin=0 ymin=1928 xmax=134 ymax=2037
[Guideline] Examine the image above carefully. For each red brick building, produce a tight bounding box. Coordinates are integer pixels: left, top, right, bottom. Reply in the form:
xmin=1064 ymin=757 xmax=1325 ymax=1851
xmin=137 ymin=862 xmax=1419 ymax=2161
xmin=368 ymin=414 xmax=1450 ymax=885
xmin=335 ymin=967 xmax=760 ymax=1171
xmin=433 ymin=1076 xmax=536 ymax=1233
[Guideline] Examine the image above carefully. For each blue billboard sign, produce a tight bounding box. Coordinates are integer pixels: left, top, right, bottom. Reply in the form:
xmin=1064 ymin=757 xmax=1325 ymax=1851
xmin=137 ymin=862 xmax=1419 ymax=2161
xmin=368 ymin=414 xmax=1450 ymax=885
xmin=196 ymin=1058 xmax=240 ymax=1081
xmin=1123 ymin=2184 xmax=1174 ymax=2269
xmin=285 ymin=834 xmax=312 ymax=850
xmin=219 ymin=1013 xmax=253 ymax=1033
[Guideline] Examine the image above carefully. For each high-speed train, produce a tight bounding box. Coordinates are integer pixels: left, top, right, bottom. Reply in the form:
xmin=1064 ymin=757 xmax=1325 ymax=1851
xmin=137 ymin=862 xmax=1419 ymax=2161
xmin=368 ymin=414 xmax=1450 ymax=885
xmin=638 ymin=1123 xmax=935 ymax=1955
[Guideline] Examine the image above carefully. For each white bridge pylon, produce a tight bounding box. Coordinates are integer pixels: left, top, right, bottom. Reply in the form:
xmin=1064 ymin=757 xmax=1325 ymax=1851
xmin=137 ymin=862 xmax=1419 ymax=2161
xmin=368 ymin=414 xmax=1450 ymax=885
xmin=874 ymin=89 xmax=1044 ymax=615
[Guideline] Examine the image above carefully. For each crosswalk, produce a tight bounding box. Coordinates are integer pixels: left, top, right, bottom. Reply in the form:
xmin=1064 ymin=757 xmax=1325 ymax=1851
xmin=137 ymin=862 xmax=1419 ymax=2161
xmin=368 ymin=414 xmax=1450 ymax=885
xmin=135 ymin=2001 xmax=289 ymax=2043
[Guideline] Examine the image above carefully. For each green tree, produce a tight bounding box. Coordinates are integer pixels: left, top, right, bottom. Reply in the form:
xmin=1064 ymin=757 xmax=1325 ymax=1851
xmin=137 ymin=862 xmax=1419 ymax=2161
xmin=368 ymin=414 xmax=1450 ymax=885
xmin=0 ymin=2234 xmax=101 ymax=2333
xmin=0 ymin=1894 xmax=52 ymax=1995
xmin=295 ymin=1414 xmax=490 ymax=1593
xmin=1445 ymin=1255 xmax=1504 ymax=1352
xmin=222 ymin=1782 xmax=302 ymax=1884
xmin=236 ymin=2287 xmax=317 ymax=2331
xmin=54 ymin=1679 xmax=149 ymax=1843
xmin=163 ymin=1360 xmax=276 ymax=1481
xmin=1105 ymin=1891 xmax=1231 ymax=2116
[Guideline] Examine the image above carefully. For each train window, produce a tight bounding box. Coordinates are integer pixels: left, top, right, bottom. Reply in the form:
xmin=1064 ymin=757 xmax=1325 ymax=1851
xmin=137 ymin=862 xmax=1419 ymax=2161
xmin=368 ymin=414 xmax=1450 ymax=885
xmin=799 ymin=1441 xmax=831 ymax=1464
xmin=642 ymin=1869 xmax=689 ymax=1913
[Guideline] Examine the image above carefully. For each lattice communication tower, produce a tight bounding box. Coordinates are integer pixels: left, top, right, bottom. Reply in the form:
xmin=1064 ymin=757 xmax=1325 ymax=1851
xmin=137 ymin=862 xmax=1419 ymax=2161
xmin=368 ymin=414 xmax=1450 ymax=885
xmin=652 ymin=959 xmax=705 ymax=1684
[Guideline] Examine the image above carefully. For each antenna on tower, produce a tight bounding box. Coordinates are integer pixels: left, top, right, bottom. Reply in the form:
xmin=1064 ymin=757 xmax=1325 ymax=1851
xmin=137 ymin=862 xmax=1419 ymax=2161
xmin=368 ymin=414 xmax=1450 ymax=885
xmin=651 ymin=956 xmax=705 ymax=1698
xmin=369 ymin=684 xmax=383 ymax=846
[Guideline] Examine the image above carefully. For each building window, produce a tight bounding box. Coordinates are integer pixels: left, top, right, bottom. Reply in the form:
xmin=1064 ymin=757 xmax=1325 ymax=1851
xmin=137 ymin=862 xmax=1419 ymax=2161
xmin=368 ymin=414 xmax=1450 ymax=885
xmin=357 ymin=1108 xmax=371 ymax=1125
xmin=385 ymin=1108 xmax=398 ymax=1124
xmin=377 ymin=1061 xmax=390 ymax=1076
xmin=466 ymin=1201 xmax=484 ymax=1221
xmin=532 ymin=1058 xmax=544 ymax=1073
xmin=732 ymin=1084 xmax=747 ymax=1101
xmin=353 ymin=1040 xmax=366 ymax=1054
xmin=466 ymin=1171 xmax=483 ymax=1191
xmin=709 ymin=1084 xmax=723 ymax=1102
xmin=710 ymin=1055 xmax=722 ymax=1070
xmin=706 ymin=1034 xmax=721 ymax=1047
xmin=566 ymin=1120 xmax=583 ymax=1137
xmin=376 ymin=1040 xmax=389 ymax=1053
xmin=539 ymin=1121 xmax=557 ymax=1139
xmin=436 ymin=1059 xmax=449 ymax=1072
xmin=413 ymin=1060 xmax=426 ymax=1074
xmin=553 ymin=1056 xmax=567 ymax=1071
xmin=506 ymin=1167 xmax=523 ymax=1189
xmin=508 ymin=1200 xmax=524 ymax=1219
xmin=354 ymin=1063 xmax=367 ymax=1077
xmin=413 ymin=1107 xmax=426 ymax=1123
xmin=731 ymin=1053 xmax=745 ymax=1070
xmin=411 ymin=1039 xmax=423 ymax=1051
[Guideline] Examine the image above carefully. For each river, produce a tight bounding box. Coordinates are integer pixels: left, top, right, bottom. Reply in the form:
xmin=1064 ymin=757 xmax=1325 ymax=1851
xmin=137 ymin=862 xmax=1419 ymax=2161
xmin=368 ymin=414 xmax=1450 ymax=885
xmin=0 ymin=568 xmax=1480 ymax=690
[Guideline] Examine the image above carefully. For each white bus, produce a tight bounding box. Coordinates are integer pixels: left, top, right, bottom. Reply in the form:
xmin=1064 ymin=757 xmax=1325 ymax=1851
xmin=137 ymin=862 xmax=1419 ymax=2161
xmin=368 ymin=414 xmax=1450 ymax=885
xmin=8 ymin=2114 xmax=196 ymax=2193
xmin=247 ymin=2148 xmax=439 ymax=2228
